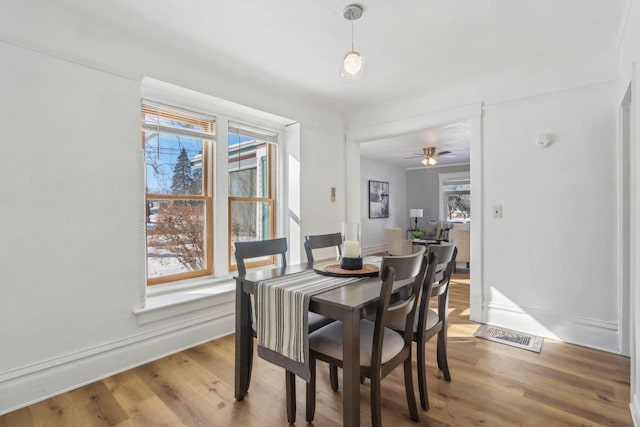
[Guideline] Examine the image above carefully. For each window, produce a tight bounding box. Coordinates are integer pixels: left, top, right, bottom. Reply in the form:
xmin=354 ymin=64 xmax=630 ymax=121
xmin=142 ymin=102 xmax=215 ymax=285
xmin=228 ymin=122 xmax=278 ymax=270
xmin=444 ymin=183 xmax=471 ymax=221
xmin=439 ymin=172 xmax=471 ymax=222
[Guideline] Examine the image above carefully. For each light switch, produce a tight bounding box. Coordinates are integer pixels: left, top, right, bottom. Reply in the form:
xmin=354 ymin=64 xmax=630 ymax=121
xmin=330 ymin=187 xmax=336 ymax=202
xmin=493 ymin=205 xmax=503 ymax=219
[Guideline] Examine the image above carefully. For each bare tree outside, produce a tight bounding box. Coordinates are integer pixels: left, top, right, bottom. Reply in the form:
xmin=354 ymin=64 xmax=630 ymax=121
xmin=147 ymin=201 xmax=205 ymax=271
xmin=147 ymin=145 xmax=206 ymax=274
xmin=447 ymin=194 xmax=471 ymax=220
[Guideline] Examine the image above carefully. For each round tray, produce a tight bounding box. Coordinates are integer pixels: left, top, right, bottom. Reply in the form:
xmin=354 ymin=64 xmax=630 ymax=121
xmin=314 ymin=262 xmax=379 ymax=278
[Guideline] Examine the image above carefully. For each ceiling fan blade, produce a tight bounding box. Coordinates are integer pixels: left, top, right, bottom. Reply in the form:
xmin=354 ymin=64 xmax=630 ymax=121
xmin=403 ymin=154 xmax=424 ymax=159
xmin=437 ymin=150 xmax=451 ymax=156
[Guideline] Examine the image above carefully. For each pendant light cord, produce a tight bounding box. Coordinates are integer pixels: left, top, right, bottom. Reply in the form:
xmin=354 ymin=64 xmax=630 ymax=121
xmin=351 ymin=17 xmax=354 ymax=51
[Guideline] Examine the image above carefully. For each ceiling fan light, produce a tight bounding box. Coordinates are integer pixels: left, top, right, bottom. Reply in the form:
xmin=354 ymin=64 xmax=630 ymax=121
xmin=342 ymin=51 xmax=365 ymax=80
xmin=421 ymin=157 xmax=428 ymax=166
xmin=428 ymin=157 xmax=438 ymax=166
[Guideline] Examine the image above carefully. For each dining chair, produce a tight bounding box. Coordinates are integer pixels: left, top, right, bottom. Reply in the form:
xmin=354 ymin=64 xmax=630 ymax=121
xmin=303 ymin=248 xmax=439 ymax=426
xmin=387 ymin=241 xmax=457 ymax=410
xmin=304 ymin=232 xmax=342 ymax=265
xmin=234 ymin=238 xmax=334 ymax=423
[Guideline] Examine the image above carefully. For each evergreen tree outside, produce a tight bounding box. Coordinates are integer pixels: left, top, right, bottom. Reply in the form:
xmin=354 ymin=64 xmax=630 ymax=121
xmin=171 ymin=147 xmax=194 ymax=195
xmin=150 ymin=147 xmax=206 ymax=273
xmin=191 ymin=167 xmax=202 ymax=195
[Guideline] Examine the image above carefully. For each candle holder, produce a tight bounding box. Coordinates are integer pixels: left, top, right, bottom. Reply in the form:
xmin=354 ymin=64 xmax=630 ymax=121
xmin=341 ymin=222 xmax=362 ymax=270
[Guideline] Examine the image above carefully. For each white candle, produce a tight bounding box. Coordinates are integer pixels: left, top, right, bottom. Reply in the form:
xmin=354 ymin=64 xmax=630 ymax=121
xmin=343 ymin=240 xmax=360 ymax=258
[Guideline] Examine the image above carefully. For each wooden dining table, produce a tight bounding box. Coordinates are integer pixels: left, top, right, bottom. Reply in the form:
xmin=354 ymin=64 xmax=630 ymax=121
xmin=234 ymin=261 xmax=415 ymax=427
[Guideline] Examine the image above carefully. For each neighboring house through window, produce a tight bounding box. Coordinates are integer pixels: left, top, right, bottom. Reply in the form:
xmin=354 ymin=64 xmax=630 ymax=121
xmin=228 ymin=122 xmax=278 ymax=270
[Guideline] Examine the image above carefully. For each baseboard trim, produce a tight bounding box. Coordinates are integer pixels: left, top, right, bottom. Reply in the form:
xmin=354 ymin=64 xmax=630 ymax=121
xmin=483 ymin=300 xmax=620 ymax=353
xmin=469 ymin=294 xmax=483 ymax=323
xmin=0 ymin=304 xmax=234 ymax=415
xmin=631 ymin=393 xmax=640 ymax=427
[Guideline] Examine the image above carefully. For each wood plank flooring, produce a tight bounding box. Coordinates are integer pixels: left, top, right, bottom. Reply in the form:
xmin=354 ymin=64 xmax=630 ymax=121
xmin=1 ymin=275 xmax=632 ymax=426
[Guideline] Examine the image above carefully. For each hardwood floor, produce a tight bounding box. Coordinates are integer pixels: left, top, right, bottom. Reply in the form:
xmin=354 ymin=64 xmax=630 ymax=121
xmin=1 ymin=275 xmax=632 ymax=426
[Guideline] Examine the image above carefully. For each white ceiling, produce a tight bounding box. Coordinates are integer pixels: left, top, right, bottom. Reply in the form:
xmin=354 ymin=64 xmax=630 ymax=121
xmin=56 ymin=0 xmax=624 ymax=113
xmin=360 ymin=121 xmax=471 ymax=169
xmin=52 ymin=0 xmax=624 ymax=165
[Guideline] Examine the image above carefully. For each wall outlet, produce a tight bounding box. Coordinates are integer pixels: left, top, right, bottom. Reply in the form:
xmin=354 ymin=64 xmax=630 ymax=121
xmin=493 ymin=205 xmax=503 ymax=219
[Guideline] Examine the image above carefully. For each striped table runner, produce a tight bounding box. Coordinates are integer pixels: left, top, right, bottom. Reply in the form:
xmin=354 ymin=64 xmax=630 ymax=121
xmin=256 ymin=256 xmax=381 ymax=382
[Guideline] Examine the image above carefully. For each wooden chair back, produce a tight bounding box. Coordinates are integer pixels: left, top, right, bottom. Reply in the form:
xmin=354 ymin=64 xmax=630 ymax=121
xmin=234 ymin=237 xmax=288 ymax=276
xmin=419 ymin=243 xmax=457 ymax=330
xmin=372 ymin=248 xmax=437 ymax=372
xmin=304 ymin=232 xmax=342 ymax=265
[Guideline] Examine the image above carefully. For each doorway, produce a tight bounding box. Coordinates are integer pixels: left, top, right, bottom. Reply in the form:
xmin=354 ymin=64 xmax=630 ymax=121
xmin=346 ymin=104 xmax=483 ymax=322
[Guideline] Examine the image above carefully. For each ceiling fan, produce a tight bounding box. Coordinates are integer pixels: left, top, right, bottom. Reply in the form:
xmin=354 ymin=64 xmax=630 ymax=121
xmin=405 ymin=147 xmax=452 ymax=166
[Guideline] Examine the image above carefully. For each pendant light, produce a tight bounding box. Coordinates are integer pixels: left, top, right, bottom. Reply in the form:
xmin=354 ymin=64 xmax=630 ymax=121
xmin=341 ymin=4 xmax=365 ymax=81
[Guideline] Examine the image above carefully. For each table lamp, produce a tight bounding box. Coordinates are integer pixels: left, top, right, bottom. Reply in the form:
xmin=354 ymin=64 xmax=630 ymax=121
xmin=409 ymin=208 xmax=423 ymax=231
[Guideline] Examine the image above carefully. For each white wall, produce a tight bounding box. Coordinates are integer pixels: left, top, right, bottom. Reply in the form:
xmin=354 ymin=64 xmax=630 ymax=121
xmin=482 ymin=83 xmax=618 ymax=349
xmin=348 ymin=50 xmax=622 ymax=354
xmin=0 ymin=5 xmax=346 ymax=414
xmin=300 ymin=127 xmax=347 ymax=252
xmin=619 ymin=0 xmax=640 ymax=423
xmin=360 ymin=158 xmax=407 ymax=253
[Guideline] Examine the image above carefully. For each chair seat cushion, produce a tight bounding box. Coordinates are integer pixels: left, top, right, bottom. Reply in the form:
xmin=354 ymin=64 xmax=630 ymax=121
xmin=308 ymin=312 xmax=335 ymax=332
xmin=308 ymin=319 xmax=405 ymax=367
xmin=387 ymin=308 xmax=439 ymax=333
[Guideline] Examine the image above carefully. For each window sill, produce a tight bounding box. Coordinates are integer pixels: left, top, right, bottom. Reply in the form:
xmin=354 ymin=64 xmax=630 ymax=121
xmin=135 ymin=276 xmax=236 ymax=325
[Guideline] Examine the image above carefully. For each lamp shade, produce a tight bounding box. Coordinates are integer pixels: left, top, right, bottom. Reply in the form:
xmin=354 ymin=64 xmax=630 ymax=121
xmin=409 ymin=209 xmax=423 ymax=218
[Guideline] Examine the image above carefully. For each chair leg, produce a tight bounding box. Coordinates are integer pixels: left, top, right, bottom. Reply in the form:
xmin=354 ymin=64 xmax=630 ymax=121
xmin=285 ymin=371 xmax=296 ymax=423
xmin=246 ymin=302 xmax=254 ymax=390
xmin=370 ymin=372 xmax=382 ymax=427
xmin=417 ymin=338 xmax=429 ymax=410
xmin=247 ymin=338 xmax=254 ymax=389
xmin=329 ymin=364 xmax=339 ymax=391
xmin=306 ymin=357 xmax=316 ymax=422
xmin=437 ymin=329 xmax=451 ymax=382
xmin=403 ymin=357 xmax=419 ymax=422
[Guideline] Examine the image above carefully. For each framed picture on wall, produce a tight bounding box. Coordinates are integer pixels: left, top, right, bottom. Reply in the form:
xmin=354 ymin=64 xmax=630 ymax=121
xmin=369 ymin=180 xmax=389 ymax=218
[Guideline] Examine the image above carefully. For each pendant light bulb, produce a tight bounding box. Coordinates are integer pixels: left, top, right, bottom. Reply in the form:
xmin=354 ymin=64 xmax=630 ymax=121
xmin=342 ymin=51 xmax=365 ymax=80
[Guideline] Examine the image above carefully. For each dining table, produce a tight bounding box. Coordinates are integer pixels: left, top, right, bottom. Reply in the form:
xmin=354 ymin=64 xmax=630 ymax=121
xmin=234 ymin=260 xmax=416 ymax=427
